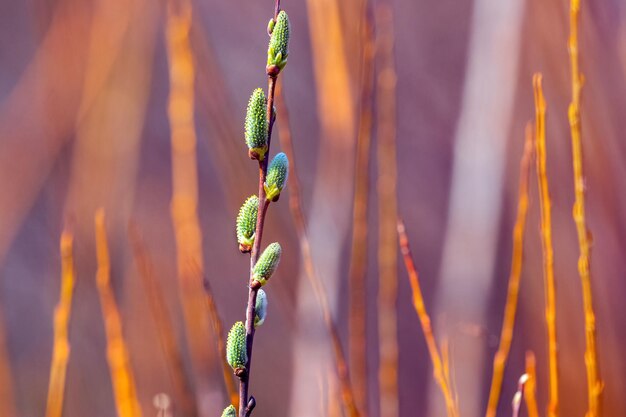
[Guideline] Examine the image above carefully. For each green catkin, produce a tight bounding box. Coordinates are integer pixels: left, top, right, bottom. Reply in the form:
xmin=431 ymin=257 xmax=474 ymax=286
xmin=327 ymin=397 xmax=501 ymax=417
xmin=267 ymin=11 xmax=290 ymax=74
xmin=252 ymin=243 xmax=282 ymax=286
xmin=236 ymin=195 xmax=259 ymax=253
xmin=254 ymin=289 xmax=268 ymax=327
xmin=245 ymin=88 xmax=268 ymax=161
xmin=264 ymin=152 xmax=289 ymax=202
xmin=221 ymin=405 xmax=237 ymax=417
xmin=226 ymin=321 xmax=247 ymax=371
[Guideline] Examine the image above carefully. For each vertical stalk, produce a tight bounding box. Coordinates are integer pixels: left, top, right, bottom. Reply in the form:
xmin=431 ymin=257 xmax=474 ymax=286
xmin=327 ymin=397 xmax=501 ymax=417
xmin=485 ymin=123 xmax=533 ymax=417
xmin=567 ymin=2 xmax=602 ymax=416
xmin=375 ymin=3 xmax=399 ymax=416
xmin=524 ymin=352 xmax=540 ymax=417
xmin=533 ymin=73 xmax=559 ymax=417
xmin=45 ymin=227 xmax=75 ymax=417
xmin=347 ymin=3 xmax=375 ymax=415
xmin=397 ymin=220 xmax=458 ymax=417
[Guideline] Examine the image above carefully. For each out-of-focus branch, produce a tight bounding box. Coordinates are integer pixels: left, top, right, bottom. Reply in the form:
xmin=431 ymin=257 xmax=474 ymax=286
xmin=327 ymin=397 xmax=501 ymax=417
xmin=45 ymin=227 xmax=75 ymax=417
xmin=533 ymin=73 xmax=559 ymax=417
xmin=567 ymin=2 xmax=603 ymax=415
xmin=397 ymin=220 xmax=458 ymax=417
xmin=524 ymin=352 xmax=540 ymax=417
xmin=347 ymin=4 xmax=375 ymax=415
xmin=95 ymin=209 xmax=143 ymax=417
xmin=485 ymin=123 xmax=533 ymax=417
xmin=128 ymin=224 xmax=199 ymax=417
xmin=276 ymin=85 xmax=360 ymax=417
xmin=375 ymin=3 xmax=399 ymax=416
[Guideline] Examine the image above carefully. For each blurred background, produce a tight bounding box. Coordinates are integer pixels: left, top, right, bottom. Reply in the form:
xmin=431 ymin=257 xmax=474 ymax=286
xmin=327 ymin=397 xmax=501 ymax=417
xmin=0 ymin=0 xmax=625 ymax=416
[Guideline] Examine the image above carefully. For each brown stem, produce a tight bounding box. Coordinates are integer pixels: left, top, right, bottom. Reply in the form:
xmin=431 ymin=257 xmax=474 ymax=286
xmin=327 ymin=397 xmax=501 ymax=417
xmin=239 ymin=32 xmax=280 ymax=416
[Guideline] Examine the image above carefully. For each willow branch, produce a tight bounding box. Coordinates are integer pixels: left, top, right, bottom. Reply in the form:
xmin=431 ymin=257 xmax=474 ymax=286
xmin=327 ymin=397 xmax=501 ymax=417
xmin=397 ymin=219 xmax=458 ymax=417
xmin=533 ymin=73 xmax=559 ymax=417
xmin=276 ymin=85 xmax=360 ymax=417
xmin=567 ymin=2 xmax=603 ymax=415
xmin=485 ymin=123 xmax=533 ymax=417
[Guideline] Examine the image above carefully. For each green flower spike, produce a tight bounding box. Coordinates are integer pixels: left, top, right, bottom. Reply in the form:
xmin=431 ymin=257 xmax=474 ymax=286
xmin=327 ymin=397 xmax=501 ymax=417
xmin=245 ymin=88 xmax=268 ymax=161
xmin=264 ymin=152 xmax=289 ymax=202
xmin=226 ymin=321 xmax=247 ymax=375
xmin=267 ymin=11 xmax=290 ymax=76
xmin=252 ymin=243 xmax=282 ymax=286
xmin=236 ymin=195 xmax=259 ymax=253
xmin=254 ymin=289 xmax=268 ymax=327
xmin=221 ymin=405 xmax=237 ymax=417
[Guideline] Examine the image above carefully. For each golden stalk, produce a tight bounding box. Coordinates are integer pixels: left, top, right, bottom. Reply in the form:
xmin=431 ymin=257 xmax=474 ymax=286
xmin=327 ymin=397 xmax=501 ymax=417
xmin=485 ymin=123 xmax=533 ymax=417
xmin=524 ymin=352 xmax=540 ymax=417
xmin=275 ymin=85 xmax=360 ymax=417
xmin=95 ymin=209 xmax=143 ymax=417
xmin=165 ymin=0 xmax=215 ymax=392
xmin=397 ymin=219 xmax=459 ymax=417
xmin=567 ymin=1 xmax=603 ymax=415
xmin=45 ymin=227 xmax=76 ymax=417
xmin=128 ymin=225 xmax=199 ymax=417
xmin=375 ymin=3 xmax=399 ymax=416
xmin=532 ymin=73 xmax=559 ymax=417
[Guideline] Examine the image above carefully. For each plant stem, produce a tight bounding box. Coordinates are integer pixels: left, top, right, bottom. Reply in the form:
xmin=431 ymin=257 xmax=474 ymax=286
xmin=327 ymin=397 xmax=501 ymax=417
xmin=567 ymin=1 xmax=602 ymax=415
xmin=533 ymin=73 xmax=559 ymax=417
xmin=485 ymin=123 xmax=533 ymax=417
xmin=276 ymin=85 xmax=360 ymax=417
xmin=397 ymin=219 xmax=458 ymax=417
xmin=524 ymin=351 xmax=540 ymax=417
xmin=239 ymin=21 xmax=280 ymax=414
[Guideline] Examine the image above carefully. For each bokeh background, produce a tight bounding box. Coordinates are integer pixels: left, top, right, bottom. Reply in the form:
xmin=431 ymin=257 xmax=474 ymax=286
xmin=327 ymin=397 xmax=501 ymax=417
xmin=0 ymin=0 xmax=625 ymax=416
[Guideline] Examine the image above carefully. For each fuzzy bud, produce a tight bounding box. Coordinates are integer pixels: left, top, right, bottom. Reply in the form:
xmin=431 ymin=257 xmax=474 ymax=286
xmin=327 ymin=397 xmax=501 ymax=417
xmin=254 ymin=289 xmax=268 ymax=327
xmin=245 ymin=88 xmax=268 ymax=161
xmin=226 ymin=321 xmax=247 ymax=373
xmin=264 ymin=152 xmax=289 ymax=202
xmin=252 ymin=243 xmax=281 ymax=286
xmin=221 ymin=405 xmax=237 ymax=417
xmin=236 ymin=195 xmax=259 ymax=253
xmin=267 ymin=11 xmax=290 ymax=75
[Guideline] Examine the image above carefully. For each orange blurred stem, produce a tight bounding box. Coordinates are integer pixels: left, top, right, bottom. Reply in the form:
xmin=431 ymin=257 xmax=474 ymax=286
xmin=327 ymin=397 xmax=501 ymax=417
xmin=524 ymin=351 xmax=540 ymax=417
xmin=397 ymin=220 xmax=459 ymax=417
xmin=128 ymin=224 xmax=200 ymax=417
xmin=347 ymin=5 xmax=375 ymax=416
xmin=567 ymin=2 xmax=603 ymax=416
xmin=533 ymin=73 xmax=559 ymax=417
xmin=95 ymin=209 xmax=143 ymax=417
xmin=276 ymin=84 xmax=360 ymax=417
xmin=485 ymin=123 xmax=533 ymax=417
xmin=45 ymin=227 xmax=75 ymax=417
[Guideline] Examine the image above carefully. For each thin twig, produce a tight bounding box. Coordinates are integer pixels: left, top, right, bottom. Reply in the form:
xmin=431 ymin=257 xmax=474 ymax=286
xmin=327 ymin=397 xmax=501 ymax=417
xmin=128 ymin=224 xmax=200 ymax=417
xmin=533 ymin=73 xmax=559 ymax=417
xmin=567 ymin=2 xmax=603 ymax=415
xmin=276 ymin=84 xmax=360 ymax=417
xmin=94 ymin=209 xmax=143 ymax=417
xmin=485 ymin=123 xmax=533 ymax=417
xmin=239 ymin=3 xmax=281 ymax=416
xmin=524 ymin=351 xmax=540 ymax=417
xmin=165 ymin=0 xmax=215 ymax=396
xmin=397 ymin=219 xmax=459 ymax=417
xmin=45 ymin=226 xmax=75 ymax=417
xmin=347 ymin=3 xmax=375 ymax=415
xmin=375 ymin=3 xmax=399 ymax=416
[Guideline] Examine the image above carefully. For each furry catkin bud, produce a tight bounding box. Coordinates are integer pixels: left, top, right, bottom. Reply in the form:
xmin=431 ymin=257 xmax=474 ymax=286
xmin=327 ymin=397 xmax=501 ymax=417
xmin=221 ymin=405 xmax=237 ymax=417
xmin=267 ymin=11 xmax=290 ymax=75
xmin=254 ymin=289 xmax=268 ymax=327
xmin=236 ymin=195 xmax=259 ymax=253
xmin=245 ymin=88 xmax=268 ymax=160
xmin=226 ymin=321 xmax=247 ymax=372
xmin=252 ymin=243 xmax=282 ymax=286
xmin=264 ymin=152 xmax=289 ymax=202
